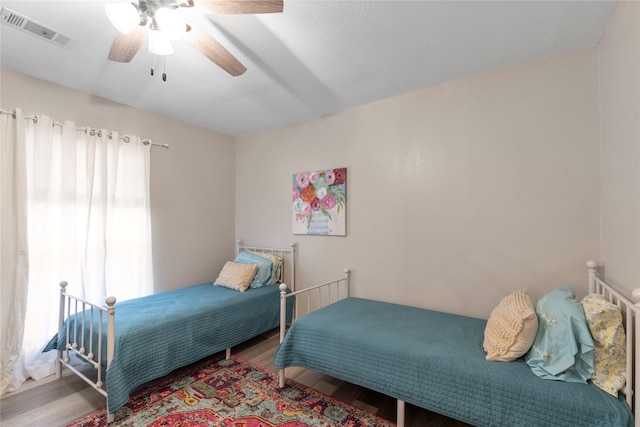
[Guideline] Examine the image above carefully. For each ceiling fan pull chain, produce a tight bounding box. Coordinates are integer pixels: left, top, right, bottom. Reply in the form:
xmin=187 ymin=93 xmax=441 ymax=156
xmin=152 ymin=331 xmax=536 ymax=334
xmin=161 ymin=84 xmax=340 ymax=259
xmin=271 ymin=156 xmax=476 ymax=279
xmin=162 ymin=56 xmax=167 ymax=82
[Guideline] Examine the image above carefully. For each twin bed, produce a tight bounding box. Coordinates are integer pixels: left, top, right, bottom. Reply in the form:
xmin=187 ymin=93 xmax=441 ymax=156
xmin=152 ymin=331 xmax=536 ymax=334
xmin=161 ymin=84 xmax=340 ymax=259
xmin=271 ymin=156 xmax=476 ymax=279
xmin=274 ymin=263 xmax=638 ymax=427
xmin=47 ymin=240 xmax=295 ymax=423
xmin=50 ymin=246 xmax=638 ymax=426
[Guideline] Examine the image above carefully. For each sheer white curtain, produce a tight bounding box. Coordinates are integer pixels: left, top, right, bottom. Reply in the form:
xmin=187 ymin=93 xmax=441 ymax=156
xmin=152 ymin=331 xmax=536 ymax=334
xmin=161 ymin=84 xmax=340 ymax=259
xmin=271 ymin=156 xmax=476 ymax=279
xmin=0 ymin=109 xmax=30 ymax=395
xmin=0 ymin=109 xmax=153 ymax=395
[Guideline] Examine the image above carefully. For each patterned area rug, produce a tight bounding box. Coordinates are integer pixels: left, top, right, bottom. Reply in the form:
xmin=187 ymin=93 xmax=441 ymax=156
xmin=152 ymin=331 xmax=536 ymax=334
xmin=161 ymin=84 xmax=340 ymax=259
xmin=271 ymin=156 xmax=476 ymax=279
xmin=67 ymin=355 xmax=395 ymax=426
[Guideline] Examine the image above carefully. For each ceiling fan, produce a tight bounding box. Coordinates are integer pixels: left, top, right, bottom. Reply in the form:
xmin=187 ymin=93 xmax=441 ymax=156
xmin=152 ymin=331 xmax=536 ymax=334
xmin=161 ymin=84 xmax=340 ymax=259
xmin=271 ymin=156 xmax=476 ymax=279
xmin=105 ymin=0 xmax=283 ymax=77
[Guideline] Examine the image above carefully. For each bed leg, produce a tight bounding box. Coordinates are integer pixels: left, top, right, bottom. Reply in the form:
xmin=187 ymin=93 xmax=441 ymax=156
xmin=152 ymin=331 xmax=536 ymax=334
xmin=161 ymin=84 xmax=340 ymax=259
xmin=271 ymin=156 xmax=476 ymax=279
xmin=56 ymin=282 xmax=67 ymax=379
xmin=279 ymin=368 xmax=285 ymax=388
xmin=55 ymin=352 xmax=62 ymax=379
xmin=397 ymin=399 xmax=405 ymax=427
xmin=225 ymin=348 xmax=231 ymax=360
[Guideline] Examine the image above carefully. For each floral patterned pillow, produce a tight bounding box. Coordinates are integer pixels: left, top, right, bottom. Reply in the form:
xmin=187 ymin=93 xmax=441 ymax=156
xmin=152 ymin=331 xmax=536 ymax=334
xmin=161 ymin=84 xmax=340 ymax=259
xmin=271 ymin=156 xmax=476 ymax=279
xmin=234 ymin=252 xmax=273 ymax=288
xmin=248 ymin=250 xmax=283 ymax=284
xmin=581 ymin=294 xmax=626 ymax=397
xmin=525 ymin=284 xmax=595 ymax=383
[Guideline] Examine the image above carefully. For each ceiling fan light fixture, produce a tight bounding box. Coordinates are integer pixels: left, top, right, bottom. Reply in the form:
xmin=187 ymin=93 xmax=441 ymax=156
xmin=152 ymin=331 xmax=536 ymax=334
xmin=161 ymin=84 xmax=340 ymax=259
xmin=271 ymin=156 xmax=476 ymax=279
xmin=105 ymin=2 xmax=140 ymax=34
xmin=148 ymin=28 xmax=174 ymax=55
xmin=154 ymin=7 xmax=188 ymax=40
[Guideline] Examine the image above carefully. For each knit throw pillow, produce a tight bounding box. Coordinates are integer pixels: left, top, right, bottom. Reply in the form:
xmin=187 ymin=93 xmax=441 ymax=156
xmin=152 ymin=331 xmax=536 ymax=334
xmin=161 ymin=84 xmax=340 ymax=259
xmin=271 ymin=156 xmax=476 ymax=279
xmin=484 ymin=289 xmax=538 ymax=362
xmin=214 ymin=261 xmax=258 ymax=292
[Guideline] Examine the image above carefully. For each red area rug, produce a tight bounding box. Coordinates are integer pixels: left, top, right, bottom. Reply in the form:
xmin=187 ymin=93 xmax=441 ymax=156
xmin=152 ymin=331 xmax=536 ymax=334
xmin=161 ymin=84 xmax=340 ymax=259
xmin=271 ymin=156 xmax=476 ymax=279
xmin=67 ymin=355 xmax=394 ymax=426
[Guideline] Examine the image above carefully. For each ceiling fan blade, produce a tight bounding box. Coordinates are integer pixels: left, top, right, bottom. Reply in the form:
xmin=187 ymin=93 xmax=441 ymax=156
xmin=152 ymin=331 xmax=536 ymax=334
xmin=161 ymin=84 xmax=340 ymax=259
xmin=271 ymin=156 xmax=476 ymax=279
xmin=184 ymin=22 xmax=247 ymax=76
xmin=191 ymin=0 xmax=283 ymax=14
xmin=108 ymin=26 xmax=148 ymax=63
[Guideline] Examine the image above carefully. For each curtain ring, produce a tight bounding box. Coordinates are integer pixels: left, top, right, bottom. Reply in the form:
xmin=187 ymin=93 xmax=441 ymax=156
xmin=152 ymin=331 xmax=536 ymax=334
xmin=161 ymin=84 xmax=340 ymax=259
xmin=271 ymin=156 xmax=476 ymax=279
xmin=142 ymin=139 xmax=150 ymax=146
xmin=97 ymin=130 xmax=102 ymax=137
xmin=123 ymin=136 xmax=131 ymax=143
xmin=89 ymin=128 xmax=96 ymax=136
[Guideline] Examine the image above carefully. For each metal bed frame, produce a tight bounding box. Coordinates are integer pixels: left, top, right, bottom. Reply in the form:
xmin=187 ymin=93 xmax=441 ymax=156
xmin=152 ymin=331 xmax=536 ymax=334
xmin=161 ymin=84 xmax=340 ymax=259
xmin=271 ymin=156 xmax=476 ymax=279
xmin=279 ymin=262 xmax=640 ymax=427
xmin=55 ymin=239 xmax=295 ymax=423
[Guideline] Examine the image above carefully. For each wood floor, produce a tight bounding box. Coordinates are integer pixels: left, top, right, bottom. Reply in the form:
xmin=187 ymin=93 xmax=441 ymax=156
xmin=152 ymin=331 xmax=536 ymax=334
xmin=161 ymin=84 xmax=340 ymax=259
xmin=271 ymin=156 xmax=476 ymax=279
xmin=0 ymin=328 xmax=471 ymax=426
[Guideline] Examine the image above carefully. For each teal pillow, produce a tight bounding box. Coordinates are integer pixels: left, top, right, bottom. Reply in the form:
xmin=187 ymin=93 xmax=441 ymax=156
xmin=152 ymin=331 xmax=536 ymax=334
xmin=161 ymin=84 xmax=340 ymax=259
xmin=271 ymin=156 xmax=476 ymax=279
xmin=234 ymin=252 xmax=273 ymax=288
xmin=525 ymin=284 xmax=594 ymax=383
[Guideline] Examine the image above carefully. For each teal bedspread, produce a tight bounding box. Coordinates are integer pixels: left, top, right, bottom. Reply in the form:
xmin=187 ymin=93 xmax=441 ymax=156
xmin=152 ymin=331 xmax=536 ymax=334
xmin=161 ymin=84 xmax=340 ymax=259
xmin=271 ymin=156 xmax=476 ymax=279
xmin=46 ymin=283 xmax=290 ymax=413
xmin=274 ymin=297 xmax=633 ymax=427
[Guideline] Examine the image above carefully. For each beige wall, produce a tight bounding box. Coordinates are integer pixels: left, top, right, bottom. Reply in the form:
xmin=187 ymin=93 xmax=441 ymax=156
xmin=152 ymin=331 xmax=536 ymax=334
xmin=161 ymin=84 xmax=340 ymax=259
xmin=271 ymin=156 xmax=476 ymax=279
xmin=236 ymin=48 xmax=601 ymax=318
xmin=0 ymin=68 xmax=237 ymax=292
xmin=598 ymin=0 xmax=640 ymax=295
xmin=7 ymin=9 xmax=633 ymax=318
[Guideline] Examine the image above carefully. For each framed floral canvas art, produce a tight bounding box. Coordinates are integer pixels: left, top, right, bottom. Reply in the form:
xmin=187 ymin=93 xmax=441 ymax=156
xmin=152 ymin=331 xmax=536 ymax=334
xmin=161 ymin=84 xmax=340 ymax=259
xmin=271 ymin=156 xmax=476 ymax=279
xmin=292 ymin=167 xmax=346 ymax=236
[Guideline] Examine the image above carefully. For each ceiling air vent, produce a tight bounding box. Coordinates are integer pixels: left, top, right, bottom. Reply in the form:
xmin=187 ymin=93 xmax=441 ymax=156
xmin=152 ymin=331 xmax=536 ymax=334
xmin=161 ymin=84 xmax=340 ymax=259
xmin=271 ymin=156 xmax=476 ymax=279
xmin=1 ymin=7 xmax=76 ymax=49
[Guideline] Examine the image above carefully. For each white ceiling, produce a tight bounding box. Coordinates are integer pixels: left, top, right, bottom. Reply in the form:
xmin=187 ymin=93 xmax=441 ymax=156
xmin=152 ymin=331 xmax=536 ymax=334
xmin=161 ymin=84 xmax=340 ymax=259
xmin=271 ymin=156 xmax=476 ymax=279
xmin=0 ymin=0 xmax=618 ymax=137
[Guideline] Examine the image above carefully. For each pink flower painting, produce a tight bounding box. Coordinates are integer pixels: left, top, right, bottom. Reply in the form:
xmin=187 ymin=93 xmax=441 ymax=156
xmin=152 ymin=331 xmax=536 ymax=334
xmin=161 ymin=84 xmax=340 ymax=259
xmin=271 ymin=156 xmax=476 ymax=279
xmin=292 ymin=167 xmax=346 ymax=236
